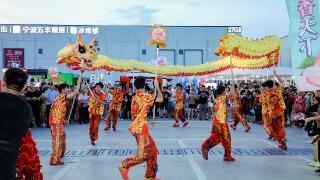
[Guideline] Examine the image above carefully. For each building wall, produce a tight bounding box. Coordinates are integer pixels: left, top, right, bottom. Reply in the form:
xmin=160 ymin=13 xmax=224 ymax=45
xmin=0 ymin=25 xmax=232 ymax=80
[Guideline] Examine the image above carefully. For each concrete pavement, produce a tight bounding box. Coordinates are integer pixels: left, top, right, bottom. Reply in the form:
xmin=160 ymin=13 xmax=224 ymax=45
xmin=31 ymin=120 xmax=319 ymax=180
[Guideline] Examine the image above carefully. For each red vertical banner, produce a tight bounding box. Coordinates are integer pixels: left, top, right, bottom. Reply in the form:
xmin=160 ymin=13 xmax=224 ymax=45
xmin=3 ymin=48 xmax=24 ymax=68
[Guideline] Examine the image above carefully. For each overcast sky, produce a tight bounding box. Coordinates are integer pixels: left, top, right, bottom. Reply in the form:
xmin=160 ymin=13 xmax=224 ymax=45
xmin=0 ymin=0 xmax=291 ymax=38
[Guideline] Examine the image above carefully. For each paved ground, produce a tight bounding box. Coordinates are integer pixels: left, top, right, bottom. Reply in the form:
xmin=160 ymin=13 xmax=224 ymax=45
xmin=31 ymin=119 xmax=319 ymax=180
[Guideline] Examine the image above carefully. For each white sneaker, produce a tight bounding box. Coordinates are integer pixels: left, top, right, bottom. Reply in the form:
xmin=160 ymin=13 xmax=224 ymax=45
xmin=308 ymin=161 xmax=320 ymax=167
xmin=308 ymin=161 xmax=315 ymax=167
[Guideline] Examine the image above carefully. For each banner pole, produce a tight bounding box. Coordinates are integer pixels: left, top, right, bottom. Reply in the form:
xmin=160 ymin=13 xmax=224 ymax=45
xmin=153 ymin=45 xmax=160 ymax=120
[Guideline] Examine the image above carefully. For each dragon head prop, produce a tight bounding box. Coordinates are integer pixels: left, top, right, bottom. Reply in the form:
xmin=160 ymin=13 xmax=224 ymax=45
xmin=58 ymin=34 xmax=98 ymax=73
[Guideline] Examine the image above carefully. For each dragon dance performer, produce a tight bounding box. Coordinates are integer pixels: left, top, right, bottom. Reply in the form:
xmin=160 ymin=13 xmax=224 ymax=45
xmin=49 ymin=79 xmax=81 ymax=165
xmin=173 ymin=83 xmax=189 ymax=128
xmin=230 ymin=82 xmax=251 ymax=133
xmin=262 ymin=80 xmax=287 ymax=150
xmin=119 ymin=77 xmax=163 ymax=180
xmin=273 ymin=70 xmax=287 ymax=140
xmin=201 ymin=85 xmax=235 ymax=161
xmin=88 ymin=82 xmax=107 ymax=145
xmin=259 ymin=87 xmax=273 ymax=139
xmin=104 ymin=85 xmax=124 ymax=131
xmin=16 ymin=129 xmax=43 ymax=180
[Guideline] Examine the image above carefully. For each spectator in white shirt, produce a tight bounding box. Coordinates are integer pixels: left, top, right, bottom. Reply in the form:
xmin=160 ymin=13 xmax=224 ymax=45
xmin=78 ymin=88 xmax=90 ymax=124
xmin=44 ymin=83 xmax=58 ymax=128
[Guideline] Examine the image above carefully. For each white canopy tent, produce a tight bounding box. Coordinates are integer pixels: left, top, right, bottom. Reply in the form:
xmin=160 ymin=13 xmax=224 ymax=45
xmin=206 ymin=67 xmax=293 ymax=80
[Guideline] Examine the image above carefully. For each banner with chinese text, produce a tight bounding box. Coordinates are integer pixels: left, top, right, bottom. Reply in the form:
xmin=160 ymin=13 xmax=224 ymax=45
xmin=286 ymin=0 xmax=320 ymax=91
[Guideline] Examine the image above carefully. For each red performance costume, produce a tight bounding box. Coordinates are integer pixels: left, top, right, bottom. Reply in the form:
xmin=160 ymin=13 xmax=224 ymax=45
xmin=265 ymin=89 xmax=287 ymax=150
xmin=16 ymin=129 xmax=43 ymax=180
xmin=173 ymin=89 xmax=188 ymax=127
xmin=259 ymin=92 xmax=273 ymax=138
xmin=105 ymin=90 xmax=123 ymax=131
xmin=49 ymin=94 xmax=67 ymax=165
xmin=88 ymin=92 xmax=107 ymax=145
xmin=119 ymin=89 xmax=158 ymax=180
xmin=230 ymin=88 xmax=251 ymax=132
xmin=201 ymin=95 xmax=235 ymax=161
xmin=275 ymin=85 xmax=287 ymax=139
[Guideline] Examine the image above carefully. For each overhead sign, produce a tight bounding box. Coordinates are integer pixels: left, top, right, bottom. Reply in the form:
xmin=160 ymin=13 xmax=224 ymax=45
xmin=0 ymin=25 xmax=99 ymax=34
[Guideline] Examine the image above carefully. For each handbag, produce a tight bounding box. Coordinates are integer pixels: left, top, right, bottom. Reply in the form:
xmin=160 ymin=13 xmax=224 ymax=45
xmin=290 ymin=112 xmax=306 ymax=121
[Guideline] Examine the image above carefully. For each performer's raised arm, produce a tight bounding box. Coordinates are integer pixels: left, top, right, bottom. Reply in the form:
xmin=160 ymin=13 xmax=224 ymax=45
xmin=273 ymin=69 xmax=283 ymax=87
xmin=66 ymin=77 xmax=82 ymax=99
